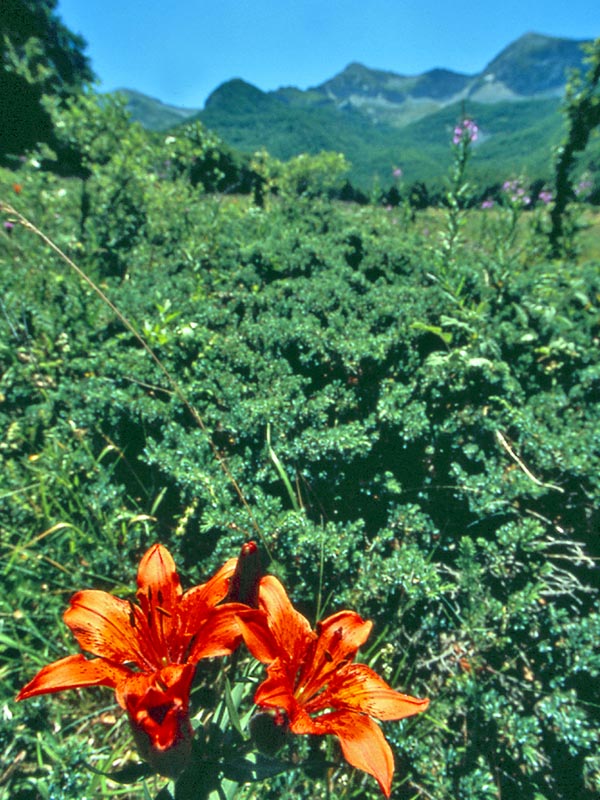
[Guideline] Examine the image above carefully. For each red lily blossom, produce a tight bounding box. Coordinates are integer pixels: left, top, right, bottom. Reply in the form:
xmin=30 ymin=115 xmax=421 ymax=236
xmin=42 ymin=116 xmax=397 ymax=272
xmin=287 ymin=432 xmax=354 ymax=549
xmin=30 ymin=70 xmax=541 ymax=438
xmin=121 ymin=663 xmax=196 ymax=778
xmin=17 ymin=544 xmax=246 ymax=776
xmin=238 ymin=575 xmax=429 ymax=797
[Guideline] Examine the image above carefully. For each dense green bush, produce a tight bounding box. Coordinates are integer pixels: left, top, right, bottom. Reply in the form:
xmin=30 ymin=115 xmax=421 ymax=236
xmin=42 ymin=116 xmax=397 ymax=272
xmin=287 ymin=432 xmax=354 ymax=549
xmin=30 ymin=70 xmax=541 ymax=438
xmin=0 ymin=96 xmax=598 ymax=800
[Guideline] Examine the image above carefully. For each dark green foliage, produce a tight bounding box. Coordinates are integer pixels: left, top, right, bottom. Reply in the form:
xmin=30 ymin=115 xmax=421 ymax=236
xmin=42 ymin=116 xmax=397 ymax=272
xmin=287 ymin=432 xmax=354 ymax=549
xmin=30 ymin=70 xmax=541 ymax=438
xmin=0 ymin=0 xmax=94 ymax=160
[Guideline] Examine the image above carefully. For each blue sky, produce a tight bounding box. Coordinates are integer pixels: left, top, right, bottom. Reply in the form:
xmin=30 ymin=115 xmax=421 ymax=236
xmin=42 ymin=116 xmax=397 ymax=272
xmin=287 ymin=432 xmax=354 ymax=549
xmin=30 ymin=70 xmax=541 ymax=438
xmin=57 ymin=0 xmax=599 ymax=109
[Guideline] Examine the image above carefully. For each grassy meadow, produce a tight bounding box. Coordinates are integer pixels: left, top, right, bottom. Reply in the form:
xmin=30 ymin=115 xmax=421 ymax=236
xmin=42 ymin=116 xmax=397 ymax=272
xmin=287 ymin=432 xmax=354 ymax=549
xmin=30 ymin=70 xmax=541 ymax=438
xmin=0 ymin=95 xmax=599 ymax=800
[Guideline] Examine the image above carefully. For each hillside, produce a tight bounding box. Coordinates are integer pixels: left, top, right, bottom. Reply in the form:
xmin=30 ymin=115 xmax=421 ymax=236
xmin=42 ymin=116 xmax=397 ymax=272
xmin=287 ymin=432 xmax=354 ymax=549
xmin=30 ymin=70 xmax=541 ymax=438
xmin=472 ymin=31 xmax=591 ymax=97
xmin=197 ymin=88 xmax=567 ymax=188
xmin=116 ymin=88 xmax=200 ymax=131
xmin=122 ymin=32 xmax=593 ymax=189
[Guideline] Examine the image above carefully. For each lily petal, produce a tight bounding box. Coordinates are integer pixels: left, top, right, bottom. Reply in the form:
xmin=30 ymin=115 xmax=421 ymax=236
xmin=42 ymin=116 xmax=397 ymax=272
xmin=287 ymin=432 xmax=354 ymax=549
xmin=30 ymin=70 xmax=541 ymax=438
xmin=178 ymin=557 xmax=237 ymax=639
xmin=257 ymin=575 xmax=315 ymax=667
xmin=315 ymin=610 xmax=373 ymax=655
xmin=64 ymin=590 xmax=159 ymax=670
xmin=253 ymin=659 xmax=298 ymax=717
xmin=136 ymin=544 xmax=182 ymax=646
xmin=186 ymin=603 xmax=246 ymax=662
xmin=235 ymin=607 xmax=280 ymax=663
xmin=116 ymin=663 xmax=193 ymax=715
xmin=299 ymin=610 xmax=372 ymax=699
xmin=316 ymin=662 xmax=430 ymax=721
xmin=119 ymin=663 xmax=195 ymax=779
xmin=16 ymin=654 xmax=132 ymax=700
xmin=292 ymin=708 xmax=396 ymax=798
xmin=137 ymin=544 xmax=182 ymax=603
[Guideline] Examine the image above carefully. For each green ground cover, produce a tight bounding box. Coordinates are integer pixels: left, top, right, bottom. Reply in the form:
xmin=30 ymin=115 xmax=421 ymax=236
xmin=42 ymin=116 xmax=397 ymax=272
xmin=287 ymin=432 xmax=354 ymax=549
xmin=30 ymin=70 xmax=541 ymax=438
xmin=0 ymin=99 xmax=598 ymax=800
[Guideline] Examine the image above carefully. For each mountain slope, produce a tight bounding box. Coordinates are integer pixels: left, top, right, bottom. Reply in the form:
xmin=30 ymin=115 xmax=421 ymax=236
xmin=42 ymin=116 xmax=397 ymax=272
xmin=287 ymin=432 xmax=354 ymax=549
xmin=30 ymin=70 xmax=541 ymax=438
xmin=471 ymin=32 xmax=589 ymax=98
xmin=122 ymin=32 xmax=594 ymax=188
xmin=117 ymin=89 xmax=199 ymax=131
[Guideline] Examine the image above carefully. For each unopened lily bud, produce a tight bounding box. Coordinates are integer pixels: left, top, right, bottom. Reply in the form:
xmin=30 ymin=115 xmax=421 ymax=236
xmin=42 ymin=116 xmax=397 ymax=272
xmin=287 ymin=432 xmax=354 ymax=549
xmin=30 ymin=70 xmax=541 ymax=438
xmin=226 ymin=541 xmax=262 ymax=607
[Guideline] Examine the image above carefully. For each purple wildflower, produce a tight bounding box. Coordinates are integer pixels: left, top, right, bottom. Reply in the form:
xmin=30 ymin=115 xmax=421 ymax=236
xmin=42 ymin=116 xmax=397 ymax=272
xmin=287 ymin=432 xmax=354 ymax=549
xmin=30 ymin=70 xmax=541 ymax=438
xmin=453 ymin=118 xmax=479 ymax=145
xmin=501 ymin=178 xmax=531 ymax=207
xmin=481 ymin=199 xmax=494 ymax=209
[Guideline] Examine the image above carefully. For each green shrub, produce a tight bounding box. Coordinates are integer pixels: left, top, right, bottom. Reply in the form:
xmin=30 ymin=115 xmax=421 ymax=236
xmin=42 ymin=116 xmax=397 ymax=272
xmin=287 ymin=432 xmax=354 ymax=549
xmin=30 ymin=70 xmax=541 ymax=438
xmin=1 ymin=110 xmax=598 ymax=799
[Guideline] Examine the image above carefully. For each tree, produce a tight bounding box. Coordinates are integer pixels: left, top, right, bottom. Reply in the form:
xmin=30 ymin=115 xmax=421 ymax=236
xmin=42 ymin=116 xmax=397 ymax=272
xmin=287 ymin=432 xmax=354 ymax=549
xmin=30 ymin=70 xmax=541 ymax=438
xmin=0 ymin=0 xmax=94 ymax=160
xmin=549 ymin=37 xmax=600 ymax=257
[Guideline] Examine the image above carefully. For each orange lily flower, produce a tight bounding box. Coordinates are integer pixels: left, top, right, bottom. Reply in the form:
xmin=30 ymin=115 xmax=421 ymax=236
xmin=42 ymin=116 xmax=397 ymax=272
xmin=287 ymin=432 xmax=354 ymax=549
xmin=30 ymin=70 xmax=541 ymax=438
xmin=17 ymin=544 xmax=246 ymax=776
xmin=239 ymin=575 xmax=429 ymax=797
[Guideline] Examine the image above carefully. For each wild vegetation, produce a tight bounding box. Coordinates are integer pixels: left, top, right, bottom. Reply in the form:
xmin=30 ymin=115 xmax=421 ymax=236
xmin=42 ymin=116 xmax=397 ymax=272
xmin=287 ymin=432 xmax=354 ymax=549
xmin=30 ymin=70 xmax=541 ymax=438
xmin=1 ymin=4 xmax=599 ymax=800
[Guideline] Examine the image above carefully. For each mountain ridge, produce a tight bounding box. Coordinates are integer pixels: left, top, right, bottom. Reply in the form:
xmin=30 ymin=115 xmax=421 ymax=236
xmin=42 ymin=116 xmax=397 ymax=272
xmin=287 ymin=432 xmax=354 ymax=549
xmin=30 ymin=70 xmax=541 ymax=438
xmin=271 ymin=32 xmax=589 ymax=127
xmin=119 ymin=32 xmax=596 ymax=189
xmin=122 ymin=32 xmax=589 ymax=132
